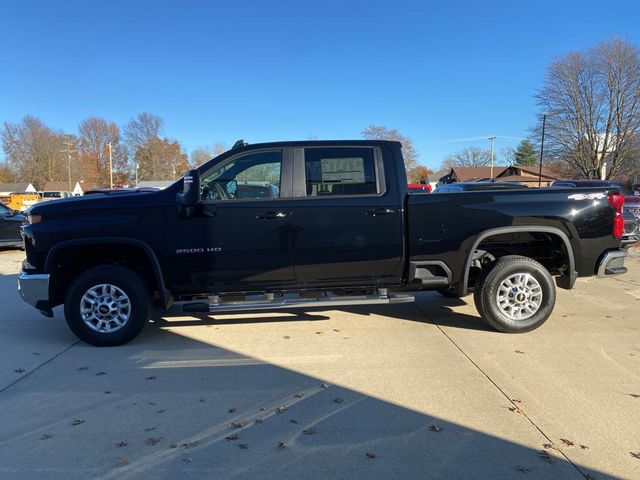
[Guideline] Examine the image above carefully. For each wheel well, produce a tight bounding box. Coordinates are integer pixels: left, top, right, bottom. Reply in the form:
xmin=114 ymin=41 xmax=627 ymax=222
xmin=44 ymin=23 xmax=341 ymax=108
xmin=48 ymin=243 xmax=160 ymax=307
xmin=466 ymin=231 xmax=570 ymax=291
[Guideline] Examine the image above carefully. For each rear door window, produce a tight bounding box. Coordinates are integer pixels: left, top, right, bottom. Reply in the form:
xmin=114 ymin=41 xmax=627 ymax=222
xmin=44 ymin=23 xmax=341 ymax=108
xmin=303 ymin=147 xmax=378 ymax=197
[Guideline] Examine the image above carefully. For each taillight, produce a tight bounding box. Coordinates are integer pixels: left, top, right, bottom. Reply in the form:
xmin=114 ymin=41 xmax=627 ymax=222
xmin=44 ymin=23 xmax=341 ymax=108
xmin=608 ymin=194 xmax=624 ymax=238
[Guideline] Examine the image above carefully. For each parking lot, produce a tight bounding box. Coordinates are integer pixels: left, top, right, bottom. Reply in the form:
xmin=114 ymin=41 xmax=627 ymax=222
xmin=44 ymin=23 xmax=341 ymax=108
xmin=0 ymin=248 xmax=639 ymax=480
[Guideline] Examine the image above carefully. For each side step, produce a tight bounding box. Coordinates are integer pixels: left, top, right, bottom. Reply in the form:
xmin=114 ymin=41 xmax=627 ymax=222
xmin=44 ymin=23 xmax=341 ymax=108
xmin=183 ymin=290 xmax=415 ymax=314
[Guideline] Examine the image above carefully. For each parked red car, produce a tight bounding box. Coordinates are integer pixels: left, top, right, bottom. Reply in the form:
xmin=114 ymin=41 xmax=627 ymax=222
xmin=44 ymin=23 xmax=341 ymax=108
xmin=407 ymin=183 xmax=432 ymax=193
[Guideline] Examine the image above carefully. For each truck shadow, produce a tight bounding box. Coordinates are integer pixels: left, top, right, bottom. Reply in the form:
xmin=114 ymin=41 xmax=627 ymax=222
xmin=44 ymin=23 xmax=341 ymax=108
xmin=0 ymin=272 xmax=623 ymax=479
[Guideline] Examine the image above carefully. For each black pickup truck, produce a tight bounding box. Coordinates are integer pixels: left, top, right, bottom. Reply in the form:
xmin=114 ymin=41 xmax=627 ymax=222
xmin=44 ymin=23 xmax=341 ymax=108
xmin=18 ymin=140 xmax=628 ymax=346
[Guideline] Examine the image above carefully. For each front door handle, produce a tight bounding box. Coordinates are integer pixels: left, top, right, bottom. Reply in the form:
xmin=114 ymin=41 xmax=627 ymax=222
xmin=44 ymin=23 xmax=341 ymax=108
xmin=365 ymin=208 xmax=396 ymax=216
xmin=256 ymin=211 xmax=288 ymax=220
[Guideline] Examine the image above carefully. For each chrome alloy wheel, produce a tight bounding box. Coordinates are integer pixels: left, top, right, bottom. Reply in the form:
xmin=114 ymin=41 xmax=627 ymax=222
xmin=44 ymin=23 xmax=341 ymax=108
xmin=496 ymin=273 xmax=543 ymax=321
xmin=80 ymin=284 xmax=131 ymax=333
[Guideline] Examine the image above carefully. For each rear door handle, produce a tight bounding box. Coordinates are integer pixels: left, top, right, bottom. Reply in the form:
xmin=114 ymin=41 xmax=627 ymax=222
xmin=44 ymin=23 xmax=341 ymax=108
xmin=365 ymin=208 xmax=396 ymax=216
xmin=256 ymin=211 xmax=288 ymax=220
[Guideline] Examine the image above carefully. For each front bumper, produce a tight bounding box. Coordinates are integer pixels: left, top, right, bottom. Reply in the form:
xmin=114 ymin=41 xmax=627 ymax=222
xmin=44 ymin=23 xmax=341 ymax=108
xmin=596 ymin=249 xmax=627 ymax=277
xmin=17 ymin=272 xmax=52 ymax=315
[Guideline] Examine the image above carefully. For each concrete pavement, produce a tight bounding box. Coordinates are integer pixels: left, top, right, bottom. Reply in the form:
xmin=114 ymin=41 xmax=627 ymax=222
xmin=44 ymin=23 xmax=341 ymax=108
xmin=0 ymin=249 xmax=638 ymax=479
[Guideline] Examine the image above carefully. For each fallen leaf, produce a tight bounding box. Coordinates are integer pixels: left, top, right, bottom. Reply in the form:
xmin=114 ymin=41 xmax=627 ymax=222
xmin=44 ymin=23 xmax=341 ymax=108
xmin=630 ymin=451 xmax=640 ymax=459
xmin=539 ymin=450 xmax=553 ymax=463
xmin=516 ymin=465 xmax=531 ymax=473
xmin=170 ymin=443 xmax=178 ymax=449
xmin=148 ymin=402 xmax=157 ymax=406
xmin=156 ymin=409 xmax=166 ymax=414
xmin=512 ymin=399 xmax=523 ymax=403
xmin=283 ymin=336 xmax=290 ymax=339
xmin=77 ymin=366 xmax=89 ymax=371
xmin=303 ymin=428 xmax=316 ymax=435
xmin=199 ymin=397 xmax=206 ymax=403
xmin=145 ymin=427 xmax=156 ymax=432
xmin=560 ymin=438 xmax=575 ymax=447
xmin=116 ymin=441 xmax=128 ymax=448
xmin=366 ymin=452 xmax=377 ymax=459
xmin=509 ymin=406 xmax=524 ymax=414
xmin=278 ymin=442 xmax=287 ymax=448
xmin=333 ymin=329 xmax=340 ymax=332
xmin=320 ymin=383 xmax=328 ymax=389
xmin=231 ymin=421 xmax=247 ymax=429
xmin=41 ymin=432 xmax=54 ymax=440
xmin=289 ymin=419 xmax=298 ymax=424
xmin=333 ymin=397 xmax=344 ymax=404
xmin=145 ymin=375 xmax=157 ymax=380
xmin=580 ymin=445 xmax=590 ymax=450
xmin=260 ymin=407 xmax=266 ymax=411
xmin=146 ymin=437 xmax=163 ymax=446
xmin=294 ymin=393 xmax=304 ymax=398
xmin=225 ymin=434 xmax=239 ymax=441
xmin=104 ymin=390 xmax=112 ymax=395
xmin=182 ymin=441 xmax=199 ymax=449
xmin=629 ymin=394 xmax=640 ymax=399
xmin=238 ymin=443 xmax=248 ymax=450
xmin=228 ymin=408 xmax=236 ymax=413
xmin=429 ymin=424 xmax=442 ymax=432
xmin=95 ymin=371 xmax=107 ymax=376
xmin=71 ymin=417 xmax=85 ymax=426
xmin=14 ymin=368 xmax=25 ymax=374
xmin=543 ymin=443 xmax=558 ymax=451
xmin=276 ymin=406 xmax=287 ymax=414
xmin=254 ymin=418 xmax=263 ymax=424
xmin=515 ymin=350 xmax=526 ymax=354
xmin=316 ymin=331 xmax=323 ymax=335
xmin=182 ymin=455 xmax=192 ymax=463
xmin=118 ymin=457 xmax=129 ymax=466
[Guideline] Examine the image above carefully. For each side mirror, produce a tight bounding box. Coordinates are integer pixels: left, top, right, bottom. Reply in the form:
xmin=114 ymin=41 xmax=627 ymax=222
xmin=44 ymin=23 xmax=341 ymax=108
xmin=177 ymin=169 xmax=201 ymax=218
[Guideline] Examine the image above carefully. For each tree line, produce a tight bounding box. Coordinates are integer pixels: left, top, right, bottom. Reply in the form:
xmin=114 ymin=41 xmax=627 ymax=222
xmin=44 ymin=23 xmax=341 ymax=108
xmin=0 ymin=113 xmax=222 ymax=189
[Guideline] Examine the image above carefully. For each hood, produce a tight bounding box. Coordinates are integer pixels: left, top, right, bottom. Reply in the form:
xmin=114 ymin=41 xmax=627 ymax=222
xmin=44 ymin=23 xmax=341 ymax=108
xmin=28 ymin=188 xmax=176 ymax=215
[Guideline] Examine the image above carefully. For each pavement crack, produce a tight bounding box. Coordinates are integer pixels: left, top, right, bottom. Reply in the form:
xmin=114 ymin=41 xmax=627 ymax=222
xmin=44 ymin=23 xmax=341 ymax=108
xmin=0 ymin=341 xmax=80 ymax=395
xmin=413 ymin=302 xmax=589 ymax=480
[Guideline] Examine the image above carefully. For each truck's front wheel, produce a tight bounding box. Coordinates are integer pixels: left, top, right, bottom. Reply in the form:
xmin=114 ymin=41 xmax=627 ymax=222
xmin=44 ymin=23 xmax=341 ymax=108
xmin=474 ymin=256 xmax=555 ymax=333
xmin=64 ymin=266 xmax=151 ymax=346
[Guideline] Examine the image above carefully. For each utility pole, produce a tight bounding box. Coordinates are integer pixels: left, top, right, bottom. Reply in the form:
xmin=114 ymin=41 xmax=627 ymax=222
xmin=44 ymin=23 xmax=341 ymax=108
xmin=64 ymin=142 xmax=73 ymax=191
xmin=538 ymin=114 xmax=546 ymax=187
xmin=488 ymin=136 xmax=496 ymax=178
xmin=107 ymin=143 xmax=113 ymax=189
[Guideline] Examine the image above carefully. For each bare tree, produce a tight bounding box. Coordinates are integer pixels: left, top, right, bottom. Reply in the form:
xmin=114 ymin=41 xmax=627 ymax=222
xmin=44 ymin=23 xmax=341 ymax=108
xmin=362 ymin=125 xmax=418 ymax=170
xmin=190 ymin=142 xmax=227 ymax=168
xmin=534 ymin=38 xmax=640 ymax=179
xmin=1 ymin=115 xmax=67 ymax=189
xmin=78 ymin=117 xmax=127 ymax=187
xmin=441 ymin=147 xmax=493 ymax=169
xmin=124 ymin=112 xmax=163 ymax=150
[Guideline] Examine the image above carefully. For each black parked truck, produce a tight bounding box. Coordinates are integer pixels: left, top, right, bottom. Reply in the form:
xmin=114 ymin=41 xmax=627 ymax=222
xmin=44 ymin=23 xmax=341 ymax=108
xmin=18 ymin=140 xmax=628 ymax=346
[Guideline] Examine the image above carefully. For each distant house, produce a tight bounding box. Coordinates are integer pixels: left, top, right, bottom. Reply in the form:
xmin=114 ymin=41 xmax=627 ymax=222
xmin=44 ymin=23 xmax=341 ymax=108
xmin=439 ymin=166 xmax=509 ymax=184
xmin=136 ymin=180 xmax=175 ymax=190
xmin=0 ymin=182 xmax=37 ymax=196
xmin=429 ymin=169 xmax=449 ymax=190
xmin=498 ymin=164 xmax=560 ymax=187
xmin=438 ymin=164 xmax=561 ymax=187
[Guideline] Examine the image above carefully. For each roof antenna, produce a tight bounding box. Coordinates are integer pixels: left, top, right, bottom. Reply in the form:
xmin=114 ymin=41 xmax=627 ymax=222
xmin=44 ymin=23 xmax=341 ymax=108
xmin=232 ymin=139 xmax=248 ymax=149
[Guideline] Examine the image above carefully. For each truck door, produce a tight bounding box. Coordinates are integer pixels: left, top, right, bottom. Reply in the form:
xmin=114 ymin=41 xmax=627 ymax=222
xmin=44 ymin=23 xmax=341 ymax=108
xmin=165 ymin=148 xmax=296 ymax=293
xmin=288 ymin=146 xmax=404 ymax=287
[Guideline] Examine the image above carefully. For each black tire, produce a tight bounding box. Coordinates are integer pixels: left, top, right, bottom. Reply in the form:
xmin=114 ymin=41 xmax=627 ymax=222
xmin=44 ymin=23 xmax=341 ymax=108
xmin=473 ymin=255 xmax=555 ymax=333
xmin=64 ymin=265 xmax=151 ymax=346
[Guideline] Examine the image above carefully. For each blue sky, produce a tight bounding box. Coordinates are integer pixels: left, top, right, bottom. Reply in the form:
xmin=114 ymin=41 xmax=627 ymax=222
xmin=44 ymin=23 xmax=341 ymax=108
xmin=1 ymin=0 xmax=640 ymax=170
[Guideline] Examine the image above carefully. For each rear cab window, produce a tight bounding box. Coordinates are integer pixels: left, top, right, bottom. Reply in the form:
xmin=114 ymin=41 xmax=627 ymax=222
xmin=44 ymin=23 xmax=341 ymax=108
xmin=303 ymin=147 xmax=381 ymax=197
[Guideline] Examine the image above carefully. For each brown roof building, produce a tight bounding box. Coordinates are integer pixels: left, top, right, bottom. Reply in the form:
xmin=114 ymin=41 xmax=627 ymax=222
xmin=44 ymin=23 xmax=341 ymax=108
xmin=439 ymin=164 xmax=562 ymax=187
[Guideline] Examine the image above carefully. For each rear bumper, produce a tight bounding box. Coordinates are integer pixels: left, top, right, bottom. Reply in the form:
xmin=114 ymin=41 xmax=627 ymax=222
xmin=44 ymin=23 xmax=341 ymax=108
xmin=17 ymin=272 xmax=51 ymax=313
xmin=596 ymin=249 xmax=627 ymax=277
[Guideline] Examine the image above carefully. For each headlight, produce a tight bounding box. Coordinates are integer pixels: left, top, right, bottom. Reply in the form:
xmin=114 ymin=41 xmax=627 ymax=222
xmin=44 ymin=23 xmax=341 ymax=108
xmin=27 ymin=214 xmax=42 ymax=224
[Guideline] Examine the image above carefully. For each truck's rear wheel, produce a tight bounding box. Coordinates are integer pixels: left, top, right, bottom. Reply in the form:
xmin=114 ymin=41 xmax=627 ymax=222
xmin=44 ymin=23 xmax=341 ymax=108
xmin=474 ymin=256 xmax=555 ymax=333
xmin=64 ymin=266 xmax=151 ymax=346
